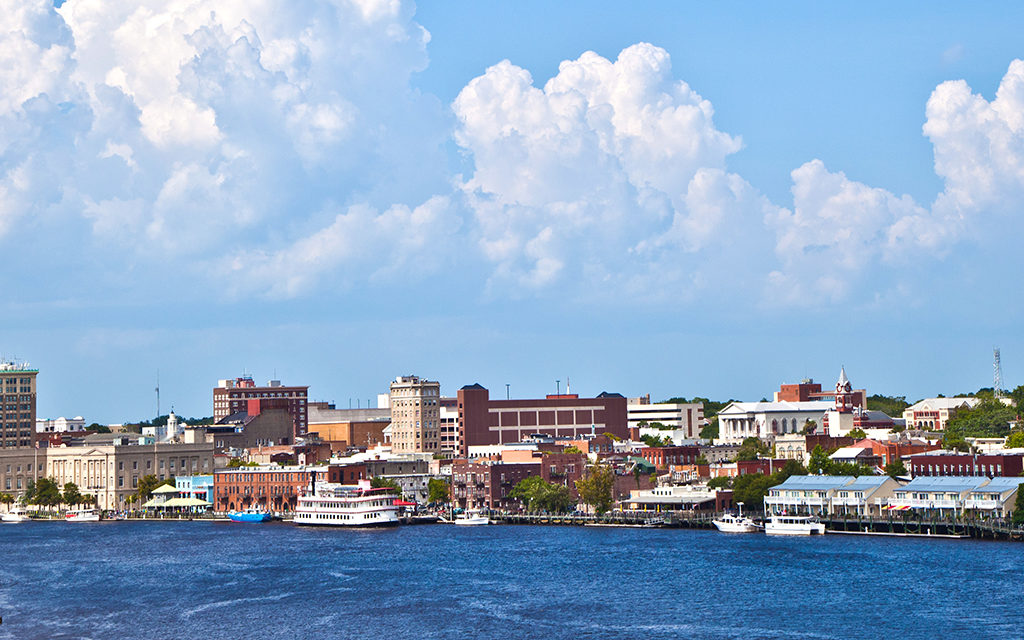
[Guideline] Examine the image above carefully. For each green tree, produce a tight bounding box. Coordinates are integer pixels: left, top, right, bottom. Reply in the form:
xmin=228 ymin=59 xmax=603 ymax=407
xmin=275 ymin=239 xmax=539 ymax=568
xmin=1013 ymin=485 xmax=1024 ymax=526
xmin=700 ymin=417 xmax=719 ymax=440
xmin=0 ymin=493 xmax=13 ymax=510
xmin=563 ymin=445 xmax=583 ymax=454
xmin=800 ymin=419 xmax=818 ymax=436
xmin=695 ymin=455 xmax=709 ymax=465
xmin=62 ymin=482 xmax=83 ymax=507
xmin=884 ymin=458 xmax=908 ymax=478
xmin=807 ymin=445 xmax=831 ymax=475
xmin=945 ymin=398 xmax=1017 ymax=439
xmin=32 ymin=478 xmax=61 ymax=509
xmin=707 ymin=476 xmax=731 ymax=490
xmin=21 ymin=478 xmax=36 ymax=505
xmin=847 ymin=428 xmax=867 ymax=439
xmin=866 ymin=394 xmax=910 ymax=418
xmin=641 ymin=434 xmax=671 ymax=448
xmin=943 ymin=433 xmax=971 ymax=452
xmin=1006 ymin=431 xmax=1024 ymax=449
xmin=427 ymin=478 xmax=450 ymax=504
xmin=575 ymin=464 xmax=615 ymax=515
xmin=735 ymin=437 xmax=769 ymax=462
xmin=510 ymin=476 xmax=573 ymax=512
xmin=135 ymin=475 xmax=171 ymax=502
xmin=370 ymin=477 xmax=402 ymax=495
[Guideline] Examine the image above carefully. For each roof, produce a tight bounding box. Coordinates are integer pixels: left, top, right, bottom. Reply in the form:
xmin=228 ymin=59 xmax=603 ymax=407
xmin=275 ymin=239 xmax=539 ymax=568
xmin=628 ymin=495 xmax=715 ymax=505
xmin=829 ymin=447 xmax=874 ymax=460
xmin=972 ymin=477 xmax=1024 ymax=494
xmin=597 ymin=392 xmax=625 ymax=398
xmin=897 ymin=476 xmax=989 ymax=493
xmin=720 ymin=400 xmax=833 ymax=415
xmin=461 ymin=383 xmax=486 ymax=390
xmin=906 ymin=397 xmax=981 ymax=412
xmin=152 ymin=484 xmax=180 ymax=494
xmin=843 ymin=476 xmax=892 ymax=490
xmin=772 ymin=475 xmax=857 ymax=491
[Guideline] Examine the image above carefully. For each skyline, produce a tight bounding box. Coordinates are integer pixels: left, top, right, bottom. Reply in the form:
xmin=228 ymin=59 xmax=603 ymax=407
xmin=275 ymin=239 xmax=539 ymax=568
xmin=3 ymin=1 xmax=1024 ymax=422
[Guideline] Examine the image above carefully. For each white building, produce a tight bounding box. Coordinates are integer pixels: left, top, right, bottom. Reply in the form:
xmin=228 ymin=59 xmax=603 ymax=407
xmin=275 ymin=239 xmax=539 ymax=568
xmin=141 ymin=411 xmax=184 ymax=442
xmin=902 ymin=397 xmax=981 ymax=430
xmin=717 ymin=400 xmax=832 ymax=444
xmin=628 ymin=396 xmax=704 ymax=440
xmin=764 ymin=475 xmax=899 ymax=517
xmin=36 ymin=416 xmax=86 ymax=433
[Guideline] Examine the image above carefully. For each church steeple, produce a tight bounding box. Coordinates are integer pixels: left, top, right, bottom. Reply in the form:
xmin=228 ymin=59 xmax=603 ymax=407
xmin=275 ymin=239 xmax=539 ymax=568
xmin=835 ymin=366 xmax=854 ymax=412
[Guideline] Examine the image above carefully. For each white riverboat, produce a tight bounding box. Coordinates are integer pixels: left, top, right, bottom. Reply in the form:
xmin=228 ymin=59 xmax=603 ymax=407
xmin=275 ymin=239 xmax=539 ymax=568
xmin=1 ymin=506 xmax=31 ymax=523
xmin=713 ymin=502 xmax=761 ymax=533
xmin=294 ymin=478 xmax=399 ymax=528
xmin=453 ymin=511 xmax=491 ymax=526
xmin=764 ymin=514 xmax=825 ymax=536
xmin=65 ymin=508 xmax=101 ymax=523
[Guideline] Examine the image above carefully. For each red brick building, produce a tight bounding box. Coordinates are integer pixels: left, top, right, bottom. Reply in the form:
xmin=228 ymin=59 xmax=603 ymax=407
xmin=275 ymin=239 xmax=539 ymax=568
xmin=640 ymin=445 xmax=701 ymax=469
xmin=907 ymin=452 xmax=1024 ymax=478
xmin=451 ymin=459 xmax=541 ymax=510
xmin=456 ymin=384 xmax=628 ymax=456
xmin=214 ymin=376 xmax=309 ymax=440
xmin=854 ymin=438 xmax=939 ymax=466
xmin=214 ymin=466 xmax=312 ymax=513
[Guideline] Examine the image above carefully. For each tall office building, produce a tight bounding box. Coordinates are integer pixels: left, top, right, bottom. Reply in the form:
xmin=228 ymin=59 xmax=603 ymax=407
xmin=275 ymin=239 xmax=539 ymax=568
xmin=213 ymin=376 xmax=309 ymax=440
xmin=389 ymin=376 xmax=441 ymax=454
xmin=0 ymin=361 xmax=38 ymax=448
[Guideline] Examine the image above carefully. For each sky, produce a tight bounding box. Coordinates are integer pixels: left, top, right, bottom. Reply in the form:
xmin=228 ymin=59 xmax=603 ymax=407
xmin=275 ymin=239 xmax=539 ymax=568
xmin=3 ymin=1 xmax=1024 ymax=422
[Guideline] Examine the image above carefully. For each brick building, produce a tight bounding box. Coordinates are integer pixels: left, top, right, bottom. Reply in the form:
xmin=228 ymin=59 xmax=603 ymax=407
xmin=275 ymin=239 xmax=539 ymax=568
xmin=456 ymin=384 xmax=628 ymax=456
xmin=390 ymin=376 xmax=441 ymax=454
xmin=213 ymin=376 xmax=309 ymax=440
xmin=0 ymin=361 xmax=37 ymax=448
xmin=640 ymin=445 xmax=701 ymax=469
xmin=451 ymin=460 xmax=541 ymax=510
xmin=907 ymin=451 xmax=1024 ymax=478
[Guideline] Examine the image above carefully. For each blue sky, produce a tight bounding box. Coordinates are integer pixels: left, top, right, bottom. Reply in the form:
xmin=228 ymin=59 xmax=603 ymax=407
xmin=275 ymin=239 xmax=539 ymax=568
xmin=3 ymin=1 xmax=1024 ymax=422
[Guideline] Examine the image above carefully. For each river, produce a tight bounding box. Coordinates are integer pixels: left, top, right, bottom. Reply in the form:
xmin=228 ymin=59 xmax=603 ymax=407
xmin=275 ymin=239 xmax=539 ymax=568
xmin=0 ymin=521 xmax=1019 ymax=639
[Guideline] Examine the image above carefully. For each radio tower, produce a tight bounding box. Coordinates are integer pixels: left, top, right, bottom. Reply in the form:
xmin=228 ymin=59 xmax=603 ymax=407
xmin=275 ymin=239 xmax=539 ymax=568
xmin=994 ymin=348 xmax=1004 ymax=399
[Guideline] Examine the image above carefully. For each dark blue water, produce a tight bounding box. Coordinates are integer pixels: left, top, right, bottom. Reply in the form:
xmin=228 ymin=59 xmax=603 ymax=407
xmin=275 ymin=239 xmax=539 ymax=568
xmin=0 ymin=521 xmax=1020 ymax=639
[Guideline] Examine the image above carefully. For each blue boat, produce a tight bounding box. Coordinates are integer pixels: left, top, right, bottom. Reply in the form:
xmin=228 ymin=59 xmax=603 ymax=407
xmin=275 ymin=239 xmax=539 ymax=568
xmin=227 ymin=509 xmax=272 ymax=523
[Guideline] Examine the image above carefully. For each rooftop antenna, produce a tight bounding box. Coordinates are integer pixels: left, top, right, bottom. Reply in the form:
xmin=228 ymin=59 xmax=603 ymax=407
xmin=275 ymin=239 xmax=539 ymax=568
xmin=155 ymin=370 xmax=161 ymax=419
xmin=566 ymin=377 xmax=571 ymax=395
xmin=556 ymin=380 xmax=561 ymax=395
xmin=994 ymin=347 xmax=1004 ymax=399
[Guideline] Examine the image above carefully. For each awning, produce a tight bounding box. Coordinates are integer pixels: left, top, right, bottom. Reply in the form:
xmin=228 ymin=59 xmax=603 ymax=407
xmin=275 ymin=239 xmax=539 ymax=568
xmin=142 ymin=497 xmax=212 ymax=508
xmin=394 ymin=500 xmax=417 ymax=506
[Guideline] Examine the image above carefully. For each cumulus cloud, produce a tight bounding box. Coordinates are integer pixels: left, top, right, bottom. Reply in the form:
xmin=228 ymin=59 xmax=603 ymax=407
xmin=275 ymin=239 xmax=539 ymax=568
xmin=0 ymin=0 xmax=452 ymax=300
xmin=453 ymin=43 xmax=754 ymax=295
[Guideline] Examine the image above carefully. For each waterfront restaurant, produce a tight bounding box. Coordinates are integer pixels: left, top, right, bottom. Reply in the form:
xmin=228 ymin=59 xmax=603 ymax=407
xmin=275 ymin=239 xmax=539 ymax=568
xmin=887 ymin=476 xmax=989 ymax=516
xmin=623 ymin=486 xmax=724 ymax=512
xmin=764 ymin=475 xmax=854 ymax=516
xmin=962 ymin=477 xmax=1024 ymax=519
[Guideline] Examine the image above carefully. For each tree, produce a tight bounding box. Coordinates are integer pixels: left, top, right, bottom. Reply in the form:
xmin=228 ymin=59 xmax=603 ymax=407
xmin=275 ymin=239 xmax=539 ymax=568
xmin=0 ymin=493 xmax=13 ymax=510
xmin=945 ymin=398 xmax=1017 ymax=439
xmin=21 ymin=478 xmax=36 ymax=505
xmin=800 ymin=420 xmax=817 ymax=436
xmin=707 ymin=476 xmax=731 ymax=489
xmin=510 ymin=476 xmax=574 ymax=513
xmin=700 ymin=417 xmax=719 ymax=440
xmin=135 ymin=475 xmax=170 ymax=502
xmin=695 ymin=455 xmax=709 ymax=465
xmin=1006 ymin=431 xmax=1024 ymax=449
xmin=32 ymin=478 xmax=61 ymax=509
xmin=866 ymin=394 xmax=909 ymax=418
xmin=1013 ymin=485 xmax=1024 ymax=526
xmin=641 ymin=434 xmax=671 ymax=448
xmin=563 ymin=445 xmax=583 ymax=454
xmin=62 ymin=482 xmax=83 ymax=507
xmin=808 ymin=445 xmax=831 ymax=475
xmin=735 ymin=437 xmax=768 ymax=462
xmin=943 ymin=433 xmax=971 ymax=452
xmin=575 ymin=464 xmax=615 ymax=515
xmin=427 ymin=478 xmax=450 ymax=504
xmin=847 ymin=428 xmax=867 ymax=440
xmin=371 ymin=477 xmax=402 ymax=494
xmin=884 ymin=458 xmax=908 ymax=478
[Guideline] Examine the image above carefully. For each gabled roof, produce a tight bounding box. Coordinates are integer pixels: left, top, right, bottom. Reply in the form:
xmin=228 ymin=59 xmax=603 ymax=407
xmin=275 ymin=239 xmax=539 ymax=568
xmin=843 ymin=476 xmax=892 ymax=490
xmin=896 ymin=476 xmax=989 ymax=493
xmin=461 ymin=383 xmax=486 ymax=390
xmin=971 ymin=477 xmax=1024 ymax=494
xmin=830 ymin=447 xmax=874 ymax=460
xmin=720 ymin=400 xmax=833 ymax=414
xmin=772 ymin=475 xmax=856 ymax=491
xmin=906 ymin=397 xmax=981 ymax=412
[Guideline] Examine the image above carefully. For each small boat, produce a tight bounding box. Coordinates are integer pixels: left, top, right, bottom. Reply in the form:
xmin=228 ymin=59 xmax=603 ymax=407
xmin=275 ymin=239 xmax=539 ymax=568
xmin=228 ymin=508 xmax=273 ymax=523
xmin=453 ymin=511 xmax=490 ymax=526
xmin=713 ymin=502 xmax=761 ymax=533
xmin=65 ymin=508 xmax=101 ymax=523
xmin=764 ymin=514 xmax=825 ymax=536
xmin=1 ymin=506 xmax=31 ymax=523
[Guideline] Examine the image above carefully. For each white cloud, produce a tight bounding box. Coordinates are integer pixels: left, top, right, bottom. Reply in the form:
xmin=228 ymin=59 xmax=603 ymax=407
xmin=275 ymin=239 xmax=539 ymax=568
xmin=453 ymin=43 xmax=751 ymax=295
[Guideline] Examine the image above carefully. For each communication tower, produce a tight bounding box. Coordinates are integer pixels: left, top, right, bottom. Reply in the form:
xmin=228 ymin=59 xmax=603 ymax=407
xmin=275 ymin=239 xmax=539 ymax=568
xmin=994 ymin=348 xmax=1004 ymax=399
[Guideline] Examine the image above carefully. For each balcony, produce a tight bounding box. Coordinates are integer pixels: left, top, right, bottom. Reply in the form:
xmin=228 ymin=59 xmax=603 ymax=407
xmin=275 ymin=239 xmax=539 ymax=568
xmin=889 ymin=498 xmax=959 ymax=509
xmin=765 ymin=496 xmax=825 ymax=506
xmin=964 ymin=499 xmax=1000 ymax=510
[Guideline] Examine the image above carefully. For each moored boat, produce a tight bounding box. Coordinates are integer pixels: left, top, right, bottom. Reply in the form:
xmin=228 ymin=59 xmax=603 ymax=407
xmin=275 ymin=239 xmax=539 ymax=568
xmin=293 ymin=475 xmax=399 ymax=527
xmin=65 ymin=508 xmax=101 ymax=523
xmin=2 ymin=506 xmax=31 ymax=523
xmin=764 ymin=514 xmax=825 ymax=536
xmin=453 ymin=511 xmax=491 ymax=526
xmin=228 ymin=508 xmax=273 ymax=523
xmin=713 ymin=501 xmax=761 ymax=533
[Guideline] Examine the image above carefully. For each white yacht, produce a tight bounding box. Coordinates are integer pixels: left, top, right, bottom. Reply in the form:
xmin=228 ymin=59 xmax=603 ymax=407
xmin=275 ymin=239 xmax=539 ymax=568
xmin=294 ymin=477 xmax=399 ymax=528
xmin=1 ymin=506 xmax=31 ymax=523
xmin=453 ymin=511 xmax=491 ymax=526
xmin=65 ymin=508 xmax=100 ymax=522
xmin=764 ymin=514 xmax=826 ymax=536
xmin=713 ymin=502 xmax=760 ymax=533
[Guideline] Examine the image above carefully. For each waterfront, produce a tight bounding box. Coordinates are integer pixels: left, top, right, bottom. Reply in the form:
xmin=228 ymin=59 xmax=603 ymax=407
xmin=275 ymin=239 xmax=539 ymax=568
xmin=0 ymin=522 xmax=1020 ymax=639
